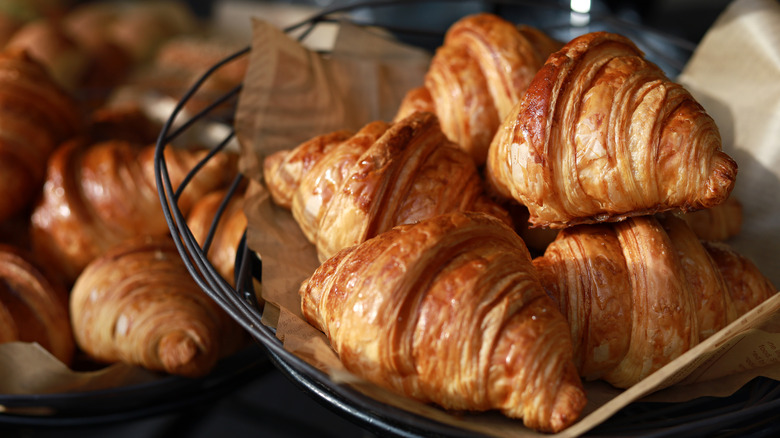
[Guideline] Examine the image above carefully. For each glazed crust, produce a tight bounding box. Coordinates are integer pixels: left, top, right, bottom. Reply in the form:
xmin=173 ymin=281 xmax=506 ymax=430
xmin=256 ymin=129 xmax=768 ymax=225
xmin=263 ymin=111 xmax=510 ymax=262
xmin=533 ymin=215 xmax=776 ymax=387
xmin=300 ymin=212 xmax=586 ymax=433
xmin=487 ymin=31 xmax=737 ymax=228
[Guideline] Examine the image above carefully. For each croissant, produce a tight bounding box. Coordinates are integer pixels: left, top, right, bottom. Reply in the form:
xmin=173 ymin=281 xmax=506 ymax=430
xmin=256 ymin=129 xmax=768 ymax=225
xmin=70 ymin=235 xmax=243 ymax=378
xmin=0 ymin=244 xmax=74 ymax=365
xmin=187 ymin=188 xmax=248 ymax=286
xmin=395 ymin=13 xmax=560 ymax=165
xmin=674 ymin=195 xmax=742 ymax=241
xmin=300 ymin=211 xmax=586 ymax=433
xmin=0 ymin=49 xmax=82 ymax=223
xmin=533 ymin=214 xmax=776 ymax=388
xmin=263 ymin=111 xmax=510 ymax=262
xmin=486 ymin=31 xmax=738 ymax=228
xmin=30 ymin=135 xmax=238 ymax=285
xmin=4 ymin=18 xmax=93 ymax=93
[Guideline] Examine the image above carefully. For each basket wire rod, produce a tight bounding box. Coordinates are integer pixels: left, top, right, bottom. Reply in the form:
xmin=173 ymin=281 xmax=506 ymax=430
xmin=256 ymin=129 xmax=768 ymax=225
xmin=163 ymin=82 xmax=243 ymax=145
xmin=171 ymin=129 xmax=237 ymax=203
xmin=199 ymin=173 xmax=245 ymax=254
xmin=233 ymin=232 xmax=261 ymax=309
xmin=155 ymin=112 xmax=255 ymax=332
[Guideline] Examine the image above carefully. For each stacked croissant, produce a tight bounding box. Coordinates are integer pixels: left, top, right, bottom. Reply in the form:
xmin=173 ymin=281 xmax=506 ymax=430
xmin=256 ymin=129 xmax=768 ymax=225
xmin=262 ymin=13 xmax=777 ymax=433
xmin=0 ymin=0 xmax=250 ymax=379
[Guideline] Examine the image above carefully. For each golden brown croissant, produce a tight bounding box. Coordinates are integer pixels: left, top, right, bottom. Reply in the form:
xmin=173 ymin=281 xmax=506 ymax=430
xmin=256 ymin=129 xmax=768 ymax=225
xmin=70 ymin=235 xmax=243 ymax=378
xmin=300 ymin=211 xmax=586 ymax=433
xmin=263 ymin=111 xmax=511 ymax=262
xmin=486 ymin=31 xmax=738 ymax=228
xmin=187 ymin=189 xmax=248 ymax=286
xmin=0 ymin=49 xmax=82 ymax=223
xmin=533 ymin=214 xmax=776 ymax=388
xmin=395 ymin=13 xmax=560 ymax=165
xmin=30 ymin=135 xmax=238 ymax=285
xmin=0 ymin=244 xmax=74 ymax=365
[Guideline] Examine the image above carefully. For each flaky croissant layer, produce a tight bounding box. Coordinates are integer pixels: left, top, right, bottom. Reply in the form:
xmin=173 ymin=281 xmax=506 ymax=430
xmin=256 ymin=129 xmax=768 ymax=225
xmin=300 ymin=211 xmax=586 ymax=433
xmin=534 ymin=214 xmax=776 ymax=388
xmin=486 ymin=31 xmax=737 ymax=228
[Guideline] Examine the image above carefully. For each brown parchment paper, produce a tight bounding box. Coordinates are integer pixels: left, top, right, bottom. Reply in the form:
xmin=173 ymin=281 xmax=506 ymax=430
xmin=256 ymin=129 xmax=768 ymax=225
xmin=237 ymin=2 xmax=780 ymax=436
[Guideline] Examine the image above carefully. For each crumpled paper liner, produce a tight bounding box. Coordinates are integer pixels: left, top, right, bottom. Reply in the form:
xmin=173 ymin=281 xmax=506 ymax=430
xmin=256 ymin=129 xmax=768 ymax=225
xmin=237 ymin=1 xmax=780 ymax=436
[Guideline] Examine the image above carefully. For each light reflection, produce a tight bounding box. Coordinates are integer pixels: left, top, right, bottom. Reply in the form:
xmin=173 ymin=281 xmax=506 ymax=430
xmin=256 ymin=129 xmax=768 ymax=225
xmin=571 ymin=0 xmax=591 ymax=14
xmin=570 ymin=0 xmax=591 ymax=26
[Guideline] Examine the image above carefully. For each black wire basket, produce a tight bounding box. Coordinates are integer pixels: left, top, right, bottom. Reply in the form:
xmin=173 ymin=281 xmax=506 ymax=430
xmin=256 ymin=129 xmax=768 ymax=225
xmin=153 ymin=1 xmax=780 ymax=436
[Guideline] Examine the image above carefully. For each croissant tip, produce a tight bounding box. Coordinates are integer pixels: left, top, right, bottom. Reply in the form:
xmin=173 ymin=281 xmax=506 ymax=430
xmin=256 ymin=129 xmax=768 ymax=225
xmin=158 ymin=330 xmax=213 ymax=378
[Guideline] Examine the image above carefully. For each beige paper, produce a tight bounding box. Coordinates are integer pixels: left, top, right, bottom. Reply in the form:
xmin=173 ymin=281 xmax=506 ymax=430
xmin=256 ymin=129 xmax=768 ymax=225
xmin=238 ymin=2 xmax=780 ymax=436
xmin=233 ymin=17 xmax=430 ymax=179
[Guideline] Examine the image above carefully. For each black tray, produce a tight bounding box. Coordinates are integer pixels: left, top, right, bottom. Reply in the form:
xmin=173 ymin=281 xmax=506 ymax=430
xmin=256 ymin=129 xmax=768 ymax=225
xmin=153 ymin=1 xmax=780 ymax=437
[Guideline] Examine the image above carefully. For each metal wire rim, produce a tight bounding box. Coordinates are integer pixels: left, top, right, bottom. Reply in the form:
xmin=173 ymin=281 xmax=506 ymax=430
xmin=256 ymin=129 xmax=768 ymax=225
xmin=153 ymin=1 xmax=778 ymax=436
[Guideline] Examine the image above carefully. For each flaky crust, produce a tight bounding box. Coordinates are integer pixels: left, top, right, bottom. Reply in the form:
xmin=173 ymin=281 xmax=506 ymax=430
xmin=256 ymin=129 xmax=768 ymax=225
xmin=70 ymin=236 xmax=242 ymax=378
xmin=0 ymin=244 xmax=74 ymax=365
xmin=533 ymin=215 xmax=775 ymax=388
xmin=395 ymin=13 xmax=560 ymax=165
xmin=300 ymin=212 xmax=586 ymax=433
xmin=487 ymin=31 xmax=737 ymax=228
xmin=264 ymin=111 xmax=510 ymax=262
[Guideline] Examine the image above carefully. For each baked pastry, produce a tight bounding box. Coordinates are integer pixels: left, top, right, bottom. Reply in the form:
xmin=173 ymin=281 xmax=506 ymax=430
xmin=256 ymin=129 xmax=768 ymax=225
xmin=30 ymin=136 xmax=238 ymax=285
xmin=264 ymin=111 xmax=510 ymax=262
xmin=486 ymin=31 xmax=738 ymax=228
xmin=533 ymin=214 xmax=776 ymax=388
xmin=144 ymin=34 xmax=249 ymax=115
xmin=0 ymin=49 xmax=82 ymax=223
xmin=0 ymin=244 xmax=74 ymax=365
xmin=395 ymin=13 xmax=560 ymax=165
xmin=70 ymin=235 xmax=243 ymax=378
xmin=106 ymin=1 xmax=197 ymax=64
xmin=4 ymin=18 xmax=93 ymax=93
xmin=300 ymin=211 xmax=587 ymax=433
xmin=675 ymin=195 xmax=742 ymax=241
xmin=61 ymin=7 xmax=134 ymax=106
xmin=187 ymin=188 xmax=248 ymax=286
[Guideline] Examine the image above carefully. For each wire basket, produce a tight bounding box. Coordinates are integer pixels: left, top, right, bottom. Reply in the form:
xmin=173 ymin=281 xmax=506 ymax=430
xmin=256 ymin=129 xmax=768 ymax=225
xmin=153 ymin=1 xmax=780 ymax=436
